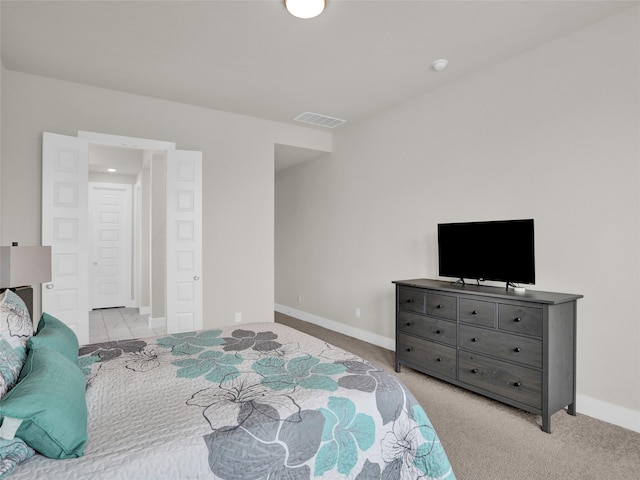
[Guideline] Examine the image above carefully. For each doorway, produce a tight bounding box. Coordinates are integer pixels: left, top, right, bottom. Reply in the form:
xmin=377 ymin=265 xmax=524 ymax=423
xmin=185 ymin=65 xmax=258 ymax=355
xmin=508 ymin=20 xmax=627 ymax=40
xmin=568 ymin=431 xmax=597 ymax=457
xmin=87 ymin=144 xmax=158 ymax=319
xmin=42 ymin=131 xmax=203 ymax=345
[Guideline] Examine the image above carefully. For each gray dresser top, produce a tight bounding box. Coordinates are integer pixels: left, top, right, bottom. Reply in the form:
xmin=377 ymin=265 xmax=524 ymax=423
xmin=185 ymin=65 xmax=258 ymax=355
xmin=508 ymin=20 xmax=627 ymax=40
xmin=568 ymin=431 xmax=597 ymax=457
xmin=393 ymin=279 xmax=583 ymax=305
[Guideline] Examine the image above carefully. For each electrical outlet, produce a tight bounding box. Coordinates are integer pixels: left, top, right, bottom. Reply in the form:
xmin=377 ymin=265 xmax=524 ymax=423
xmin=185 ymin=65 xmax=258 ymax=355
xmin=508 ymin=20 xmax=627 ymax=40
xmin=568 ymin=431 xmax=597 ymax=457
xmin=235 ymin=312 xmax=242 ymax=323
xmin=355 ymin=308 xmax=361 ymax=318
xmin=297 ymin=294 xmax=303 ymax=303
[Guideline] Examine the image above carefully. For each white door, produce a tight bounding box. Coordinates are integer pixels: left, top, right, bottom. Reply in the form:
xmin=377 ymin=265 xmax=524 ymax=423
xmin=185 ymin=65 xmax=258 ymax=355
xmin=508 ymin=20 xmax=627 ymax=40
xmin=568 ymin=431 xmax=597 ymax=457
xmin=165 ymin=149 xmax=203 ymax=333
xmin=89 ymin=182 xmax=132 ymax=310
xmin=42 ymin=132 xmax=90 ymax=345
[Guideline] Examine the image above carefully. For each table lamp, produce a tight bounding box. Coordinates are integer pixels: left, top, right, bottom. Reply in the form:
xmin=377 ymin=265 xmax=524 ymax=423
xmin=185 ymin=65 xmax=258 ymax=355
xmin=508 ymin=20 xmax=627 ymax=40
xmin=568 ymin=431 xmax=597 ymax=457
xmin=0 ymin=243 xmax=52 ymax=319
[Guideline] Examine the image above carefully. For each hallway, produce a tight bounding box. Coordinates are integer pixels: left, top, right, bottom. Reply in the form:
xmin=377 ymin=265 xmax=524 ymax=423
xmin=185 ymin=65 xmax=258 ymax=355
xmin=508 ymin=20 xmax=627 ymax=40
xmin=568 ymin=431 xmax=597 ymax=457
xmin=88 ymin=307 xmax=165 ymax=344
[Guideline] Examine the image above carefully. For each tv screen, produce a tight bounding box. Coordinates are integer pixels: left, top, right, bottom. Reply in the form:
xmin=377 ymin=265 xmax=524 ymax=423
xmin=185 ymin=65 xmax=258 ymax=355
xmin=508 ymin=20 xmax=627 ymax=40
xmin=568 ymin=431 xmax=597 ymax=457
xmin=437 ymin=219 xmax=535 ymax=285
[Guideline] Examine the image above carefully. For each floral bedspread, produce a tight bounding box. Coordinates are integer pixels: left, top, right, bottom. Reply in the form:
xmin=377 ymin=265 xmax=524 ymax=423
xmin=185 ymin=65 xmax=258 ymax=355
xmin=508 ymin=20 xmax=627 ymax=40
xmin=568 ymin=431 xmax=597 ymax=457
xmin=11 ymin=322 xmax=455 ymax=480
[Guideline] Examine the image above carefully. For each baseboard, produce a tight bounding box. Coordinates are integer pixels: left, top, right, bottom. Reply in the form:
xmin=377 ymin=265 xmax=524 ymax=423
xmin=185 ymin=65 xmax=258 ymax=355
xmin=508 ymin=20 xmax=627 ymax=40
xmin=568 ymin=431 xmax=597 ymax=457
xmin=148 ymin=316 xmax=165 ymax=329
xmin=577 ymin=394 xmax=640 ymax=433
xmin=274 ymin=303 xmax=395 ymax=352
xmin=139 ymin=306 xmax=150 ymax=316
xmin=275 ymin=303 xmax=640 ymax=433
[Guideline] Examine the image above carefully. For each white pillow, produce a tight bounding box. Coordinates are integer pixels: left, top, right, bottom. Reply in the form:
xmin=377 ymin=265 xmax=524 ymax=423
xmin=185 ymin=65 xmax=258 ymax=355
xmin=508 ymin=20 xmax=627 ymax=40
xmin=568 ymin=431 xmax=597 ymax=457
xmin=0 ymin=290 xmax=33 ymax=398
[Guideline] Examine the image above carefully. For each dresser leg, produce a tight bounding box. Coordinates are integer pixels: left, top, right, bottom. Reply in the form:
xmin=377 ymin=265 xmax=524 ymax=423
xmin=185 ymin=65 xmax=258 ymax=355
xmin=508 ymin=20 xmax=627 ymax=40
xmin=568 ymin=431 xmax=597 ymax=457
xmin=542 ymin=415 xmax=551 ymax=434
xmin=567 ymin=403 xmax=576 ymax=416
xmin=395 ymin=360 xmax=402 ymax=373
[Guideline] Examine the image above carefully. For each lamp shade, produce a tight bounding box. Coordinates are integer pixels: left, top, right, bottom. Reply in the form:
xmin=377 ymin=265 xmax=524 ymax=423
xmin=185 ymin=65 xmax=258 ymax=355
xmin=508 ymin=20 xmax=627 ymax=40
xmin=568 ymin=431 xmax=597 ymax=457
xmin=285 ymin=0 xmax=325 ymax=19
xmin=0 ymin=246 xmax=52 ymax=288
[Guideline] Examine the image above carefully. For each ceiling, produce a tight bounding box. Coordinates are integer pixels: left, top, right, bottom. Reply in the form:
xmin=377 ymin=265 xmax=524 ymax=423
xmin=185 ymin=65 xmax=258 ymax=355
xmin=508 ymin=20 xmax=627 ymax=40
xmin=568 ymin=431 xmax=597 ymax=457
xmin=1 ymin=0 xmax=635 ymax=169
xmin=89 ymin=144 xmax=144 ymax=176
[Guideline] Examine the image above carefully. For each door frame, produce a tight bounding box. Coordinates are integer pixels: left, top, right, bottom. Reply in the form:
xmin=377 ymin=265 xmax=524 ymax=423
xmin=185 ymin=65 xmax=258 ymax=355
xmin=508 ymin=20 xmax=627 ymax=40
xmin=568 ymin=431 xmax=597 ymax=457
xmin=79 ymin=131 xmax=176 ymax=314
xmin=78 ymin=131 xmax=176 ymax=151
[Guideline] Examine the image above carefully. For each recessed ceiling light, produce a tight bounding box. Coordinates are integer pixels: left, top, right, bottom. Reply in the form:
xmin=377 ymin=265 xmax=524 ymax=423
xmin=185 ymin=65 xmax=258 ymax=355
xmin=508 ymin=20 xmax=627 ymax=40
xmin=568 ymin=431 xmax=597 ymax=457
xmin=107 ymin=168 xmax=117 ymax=173
xmin=432 ymin=59 xmax=448 ymax=71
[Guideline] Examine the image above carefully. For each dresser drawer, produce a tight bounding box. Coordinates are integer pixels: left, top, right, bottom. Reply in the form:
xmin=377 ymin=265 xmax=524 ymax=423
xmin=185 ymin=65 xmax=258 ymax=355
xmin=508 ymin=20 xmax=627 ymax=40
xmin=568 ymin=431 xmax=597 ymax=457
xmin=459 ymin=324 xmax=542 ymax=368
xmin=398 ymin=311 xmax=456 ymax=346
xmin=426 ymin=293 xmax=457 ymax=320
xmin=459 ymin=352 xmax=542 ymax=409
xmin=398 ymin=287 xmax=426 ymax=314
xmin=499 ymin=304 xmax=543 ymax=337
xmin=397 ymin=333 xmax=456 ymax=380
xmin=459 ymin=298 xmax=496 ymax=327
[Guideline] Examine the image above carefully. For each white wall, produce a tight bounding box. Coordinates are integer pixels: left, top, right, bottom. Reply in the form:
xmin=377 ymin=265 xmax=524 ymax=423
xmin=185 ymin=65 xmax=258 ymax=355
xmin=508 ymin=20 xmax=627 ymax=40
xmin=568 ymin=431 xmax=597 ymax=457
xmin=276 ymin=8 xmax=640 ymax=430
xmin=0 ymin=69 xmax=331 ymax=330
xmin=151 ymin=154 xmax=165 ymax=320
xmin=0 ymin=66 xmax=3 ymax=244
xmin=140 ymin=158 xmax=152 ymax=314
xmin=0 ymin=5 xmax=3 ymax=242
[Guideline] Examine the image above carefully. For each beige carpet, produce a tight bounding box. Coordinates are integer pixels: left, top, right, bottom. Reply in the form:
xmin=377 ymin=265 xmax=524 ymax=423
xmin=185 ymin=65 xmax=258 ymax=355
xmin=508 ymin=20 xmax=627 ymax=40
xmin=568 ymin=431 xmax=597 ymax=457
xmin=275 ymin=312 xmax=640 ymax=480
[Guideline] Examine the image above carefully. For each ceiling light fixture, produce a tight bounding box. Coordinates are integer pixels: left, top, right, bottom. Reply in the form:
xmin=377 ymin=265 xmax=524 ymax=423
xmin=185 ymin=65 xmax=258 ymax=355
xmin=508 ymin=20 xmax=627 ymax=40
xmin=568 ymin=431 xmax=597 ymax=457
xmin=107 ymin=168 xmax=117 ymax=173
xmin=285 ymin=0 xmax=326 ymax=19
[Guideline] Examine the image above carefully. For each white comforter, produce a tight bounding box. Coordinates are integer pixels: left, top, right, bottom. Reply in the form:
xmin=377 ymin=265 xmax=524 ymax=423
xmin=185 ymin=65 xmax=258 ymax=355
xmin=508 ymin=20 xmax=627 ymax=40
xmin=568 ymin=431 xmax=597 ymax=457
xmin=11 ymin=322 xmax=454 ymax=479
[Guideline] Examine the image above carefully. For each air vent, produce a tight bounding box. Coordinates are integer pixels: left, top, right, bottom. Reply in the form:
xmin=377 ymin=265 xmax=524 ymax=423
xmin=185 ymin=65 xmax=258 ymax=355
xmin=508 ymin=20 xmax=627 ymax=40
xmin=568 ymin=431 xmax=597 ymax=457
xmin=294 ymin=112 xmax=346 ymax=128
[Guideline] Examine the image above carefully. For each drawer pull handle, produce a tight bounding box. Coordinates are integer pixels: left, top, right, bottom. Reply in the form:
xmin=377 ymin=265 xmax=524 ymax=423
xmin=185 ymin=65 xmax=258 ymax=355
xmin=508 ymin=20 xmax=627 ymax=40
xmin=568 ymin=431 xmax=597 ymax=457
xmin=514 ymin=347 xmax=521 ymax=353
xmin=471 ymin=337 xmax=478 ymax=342
xmin=472 ymin=310 xmax=478 ymax=315
xmin=513 ymin=382 xmax=522 ymax=387
xmin=406 ymin=347 xmax=413 ymax=352
xmin=436 ymin=357 xmax=442 ymax=362
xmin=471 ymin=368 xmax=479 ymax=374
xmin=435 ymin=329 xmax=442 ymax=334
xmin=405 ymin=322 xmax=412 ymax=327
xmin=406 ymin=299 xmax=415 ymax=303
xmin=436 ymin=304 xmax=443 ymax=309
xmin=514 ymin=317 xmax=521 ymax=322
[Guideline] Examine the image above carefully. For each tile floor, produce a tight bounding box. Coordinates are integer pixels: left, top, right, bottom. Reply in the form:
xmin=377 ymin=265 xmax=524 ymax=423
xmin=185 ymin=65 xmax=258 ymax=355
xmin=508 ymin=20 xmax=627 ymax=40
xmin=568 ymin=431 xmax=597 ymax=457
xmin=88 ymin=307 xmax=166 ymax=344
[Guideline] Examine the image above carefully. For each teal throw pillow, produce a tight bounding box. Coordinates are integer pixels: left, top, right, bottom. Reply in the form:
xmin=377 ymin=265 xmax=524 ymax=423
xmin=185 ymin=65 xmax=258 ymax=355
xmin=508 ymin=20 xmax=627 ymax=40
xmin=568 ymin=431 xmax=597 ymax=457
xmin=28 ymin=312 xmax=79 ymax=363
xmin=0 ymin=347 xmax=87 ymax=459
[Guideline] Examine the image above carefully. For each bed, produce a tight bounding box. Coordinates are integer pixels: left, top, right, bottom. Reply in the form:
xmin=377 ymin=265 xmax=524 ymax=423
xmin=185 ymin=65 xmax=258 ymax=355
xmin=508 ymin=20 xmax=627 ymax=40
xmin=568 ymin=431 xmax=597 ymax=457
xmin=2 ymin=300 xmax=455 ymax=478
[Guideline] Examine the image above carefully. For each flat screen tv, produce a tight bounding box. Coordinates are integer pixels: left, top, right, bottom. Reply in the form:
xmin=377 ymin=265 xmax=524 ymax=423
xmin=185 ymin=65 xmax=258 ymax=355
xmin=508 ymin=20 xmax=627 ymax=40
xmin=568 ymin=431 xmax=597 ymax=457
xmin=437 ymin=219 xmax=535 ymax=287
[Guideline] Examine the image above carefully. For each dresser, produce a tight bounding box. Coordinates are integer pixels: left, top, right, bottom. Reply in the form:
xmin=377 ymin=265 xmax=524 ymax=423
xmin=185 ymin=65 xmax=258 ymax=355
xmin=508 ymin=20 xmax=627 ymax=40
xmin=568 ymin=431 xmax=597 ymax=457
xmin=393 ymin=279 xmax=582 ymax=433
